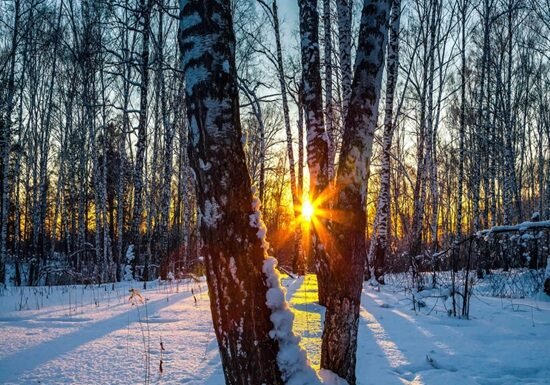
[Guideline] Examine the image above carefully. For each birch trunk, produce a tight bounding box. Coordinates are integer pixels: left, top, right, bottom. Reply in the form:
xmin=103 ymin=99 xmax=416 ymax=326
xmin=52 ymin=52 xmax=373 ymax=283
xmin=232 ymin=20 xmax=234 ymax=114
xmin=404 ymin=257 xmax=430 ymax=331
xmin=130 ymin=0 xmax=153 ymax=270
xmin=0 ymin=0 xmax=20 ymax=284
xmin=321 ymin=1 xmax=391 ymax=383
xmin=159 ymin=6 xmax=176 ymax=278
xmin=298 ymin=0 xmax=331 ymax=305
xmin=368 ymin=0 xmax=401 ymax=284
xmin=324 ymin=0 xmax=335 ymax=181
xmin=336 ymin=0 xmax=352 ymax=118
xmin=179 ymin=1 xmax=283 ymax=383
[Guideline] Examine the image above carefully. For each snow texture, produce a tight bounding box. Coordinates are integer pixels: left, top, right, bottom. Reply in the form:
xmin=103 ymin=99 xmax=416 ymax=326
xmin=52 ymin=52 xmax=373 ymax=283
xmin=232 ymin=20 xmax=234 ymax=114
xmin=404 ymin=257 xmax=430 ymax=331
xmin=0 ymin=274 xmax=549 ymax=384
xmin=122 ymin=245 xmax=135 ymax=281
xmin=263 ymin=257 xmax=324 ymax=385
xmin=249 ymin=189 xmax=269 ymax=248
xmin=201 ymin=199 xmax=222 ymax=228
xmin=319 ymin=369 xmax=351 ymax=385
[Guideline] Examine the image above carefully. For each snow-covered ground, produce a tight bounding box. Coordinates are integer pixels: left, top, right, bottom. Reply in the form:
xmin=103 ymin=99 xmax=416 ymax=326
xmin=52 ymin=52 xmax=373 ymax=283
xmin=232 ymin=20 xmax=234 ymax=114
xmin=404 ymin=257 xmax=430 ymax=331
xmin=0 ymin=275 xmax=549 ymax=384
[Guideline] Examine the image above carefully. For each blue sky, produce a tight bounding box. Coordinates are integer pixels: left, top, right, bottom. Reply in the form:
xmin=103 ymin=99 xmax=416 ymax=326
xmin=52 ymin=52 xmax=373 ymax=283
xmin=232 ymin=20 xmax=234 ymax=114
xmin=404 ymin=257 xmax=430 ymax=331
xmin=276 ymin=0 xmax=301 ymax=50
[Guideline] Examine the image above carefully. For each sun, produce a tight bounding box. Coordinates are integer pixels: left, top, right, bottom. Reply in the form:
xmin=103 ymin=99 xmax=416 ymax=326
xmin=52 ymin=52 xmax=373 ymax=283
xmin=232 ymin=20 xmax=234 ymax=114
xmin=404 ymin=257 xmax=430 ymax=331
xmin=302 ymin=198 xmax=315 ymax=222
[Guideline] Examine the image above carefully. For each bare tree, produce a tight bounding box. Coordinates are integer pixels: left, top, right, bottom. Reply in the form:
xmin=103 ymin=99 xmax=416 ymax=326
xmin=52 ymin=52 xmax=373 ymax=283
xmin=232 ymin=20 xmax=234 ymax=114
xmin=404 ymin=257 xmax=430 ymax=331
xmin=178 ymin=1 xmax=316 ymax=383
xmin=298 ymin=0 xmax=331 ymax=305
xmin=367 ymin=0 xmax=402 ymax=284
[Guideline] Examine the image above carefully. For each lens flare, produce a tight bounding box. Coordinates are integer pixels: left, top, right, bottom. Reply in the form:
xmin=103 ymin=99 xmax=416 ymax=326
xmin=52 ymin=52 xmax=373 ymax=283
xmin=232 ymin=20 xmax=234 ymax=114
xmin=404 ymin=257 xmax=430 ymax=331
xmin=302 ymin=199 xmax=315 ymax=222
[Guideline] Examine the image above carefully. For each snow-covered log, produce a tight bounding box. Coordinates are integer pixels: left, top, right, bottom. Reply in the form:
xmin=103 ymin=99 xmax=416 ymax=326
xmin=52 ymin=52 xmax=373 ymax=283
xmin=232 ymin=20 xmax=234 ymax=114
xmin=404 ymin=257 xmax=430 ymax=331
xmin=478 ymin=220 xmax=550 ymax=236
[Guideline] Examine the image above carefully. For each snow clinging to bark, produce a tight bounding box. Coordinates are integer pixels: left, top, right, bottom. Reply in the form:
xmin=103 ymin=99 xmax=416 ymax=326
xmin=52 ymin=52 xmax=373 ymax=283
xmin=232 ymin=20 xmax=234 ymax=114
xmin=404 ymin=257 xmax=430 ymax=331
xmin=249 ymin=189 xmax=269 ymax=248
xmin=181 ymin=11 xmax=201 ymax=29
xmin=262 ymin=257 xmax=349 ymax=385
xmin=262 ymin=257 xmax=324 ymax=385
xmin=318 ymin=369 xmax=351 ymax=385
xmin=249 ymin=188 xmax=338 ymax=384
xmin=201 ymin=199 xmax=222 ymax=228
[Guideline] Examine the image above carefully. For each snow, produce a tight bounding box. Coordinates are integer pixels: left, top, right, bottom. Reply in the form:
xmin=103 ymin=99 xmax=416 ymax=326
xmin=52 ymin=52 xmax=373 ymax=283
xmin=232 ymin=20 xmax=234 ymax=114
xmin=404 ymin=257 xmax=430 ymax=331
xmin=184 ymin=65 xmax=209 ymax=90
xmin=479 ymin=220 xmax=550 ymax=237
xmin=1 ymin=275 xmax=549 ymax=384
xmin=263 ymin=259 xmax=323 ymax=385
xmin=181 ymin=11 xmax=202 ymax=29
xmin=358 ymin=283 xmax=550 ymax=384
xmin=123 ymin=245 xmax=135 ymax=281
xmin=319 ymin=369 xmax=351 ymax=385
xmin=222 ymin=60 xmax=230 ymax=73
xmin=0 ymin=279 xmax=222 ymax=384
xmin=201 ymin=199 xmax=222 ymax=228
xmin=249 ymin=189 xmax=269 ymax=248
xmin=198 ymin=158 xmax=212 ymax=171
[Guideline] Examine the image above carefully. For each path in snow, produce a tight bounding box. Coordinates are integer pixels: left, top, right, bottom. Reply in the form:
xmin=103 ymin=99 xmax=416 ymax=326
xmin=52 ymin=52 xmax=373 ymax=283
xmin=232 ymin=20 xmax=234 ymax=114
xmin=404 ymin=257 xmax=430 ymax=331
xmin=283 ymin=275 xmax=550 ymax=385
xmin=284 ymin=274 xmax=324 ymax=370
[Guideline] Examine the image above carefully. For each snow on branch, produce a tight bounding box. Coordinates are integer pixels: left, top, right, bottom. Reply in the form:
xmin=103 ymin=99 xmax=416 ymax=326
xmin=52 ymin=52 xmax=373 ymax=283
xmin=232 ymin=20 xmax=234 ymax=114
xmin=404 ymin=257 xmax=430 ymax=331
xmin=477 ymin=220 xmax=550 ymax=237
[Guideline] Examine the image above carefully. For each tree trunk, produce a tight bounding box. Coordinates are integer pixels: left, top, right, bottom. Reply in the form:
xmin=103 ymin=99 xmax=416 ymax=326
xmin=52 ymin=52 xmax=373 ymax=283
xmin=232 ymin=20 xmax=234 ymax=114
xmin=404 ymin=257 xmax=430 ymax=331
xmin=321 ymin=1 xmax=391 ymax=383
xmin=368 ymin=0 xmax=401 ymax=284
xmin=336 ymin=0 xmax=352 ymax=118
xmin=130 ymin=0 xmax=153 ymax=273
xmin=324 ymin=0 xmax=335 ymax=181
xmin=159 ymin=11 xmax=176 ymax=278
xmin=179 ymin=2 xmax=284 ymax=383
xmin=298 ymin=0 xmax=330 ymax=306
xmin=0 ymin=0 xmax=20 ymax=284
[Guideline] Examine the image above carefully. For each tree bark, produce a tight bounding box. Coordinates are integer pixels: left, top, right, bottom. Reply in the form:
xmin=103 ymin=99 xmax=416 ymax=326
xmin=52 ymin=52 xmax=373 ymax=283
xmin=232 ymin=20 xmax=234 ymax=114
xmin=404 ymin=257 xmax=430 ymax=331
xmin=130 ymin=0 xmax=153 ymax=276
xmin=179 ymin=2 xmax=283 ymax=383
xmin=0 ymin=0 xmax=20 ymax=284
xmin=368 ymin=0 xmax=401 ymax=284
xmin=336 ymin=0 xmax=352 ymax=119
xmin=321 ymin=1 xmax=391 ymax=383
xmin=158 ymin=5 xmax=176 ymax=278
xmin=324 ymin=0 xmax=335 ymax=181
xmin=298 ymin=0 xmax=331 ymax=306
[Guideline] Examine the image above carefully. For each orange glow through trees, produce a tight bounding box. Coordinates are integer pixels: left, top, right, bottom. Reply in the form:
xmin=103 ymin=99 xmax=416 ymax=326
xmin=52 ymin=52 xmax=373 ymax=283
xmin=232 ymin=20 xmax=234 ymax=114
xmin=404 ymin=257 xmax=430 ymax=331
xmin=302 ymin=199 xmax=315 ymax=222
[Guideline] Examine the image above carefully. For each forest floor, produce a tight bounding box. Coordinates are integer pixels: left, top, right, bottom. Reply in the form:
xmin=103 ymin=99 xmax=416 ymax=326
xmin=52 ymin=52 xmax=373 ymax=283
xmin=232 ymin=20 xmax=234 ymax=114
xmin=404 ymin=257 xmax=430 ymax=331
xmin=0 ymin=274 xmax=549 ymax=384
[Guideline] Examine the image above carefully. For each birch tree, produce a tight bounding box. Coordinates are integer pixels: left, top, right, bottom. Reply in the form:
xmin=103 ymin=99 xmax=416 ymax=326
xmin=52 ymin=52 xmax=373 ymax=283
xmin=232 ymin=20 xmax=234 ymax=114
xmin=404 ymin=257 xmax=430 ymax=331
xmin=130 ymin=0 xmax=154 ymax=275
xmin=298 ymin=0 xmax=331 ymax=305
xmin=320 ymin=1 xmax=391 ymax=382
xmin=178 ymin=1 xmax=318 ymax=383
xmin=298 ymin=0 xmax=391 ymax=382
xmin=367 ymin=0 xmax=402 ymax=284
xmin=336 ymin=0 xmax=353 ymax=118
xmin=0 ymin=0 xmax=20 ymax=284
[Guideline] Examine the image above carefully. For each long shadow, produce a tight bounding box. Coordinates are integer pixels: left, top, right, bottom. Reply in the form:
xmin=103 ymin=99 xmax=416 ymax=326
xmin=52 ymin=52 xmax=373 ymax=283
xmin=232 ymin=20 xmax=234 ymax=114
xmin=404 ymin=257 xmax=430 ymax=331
xmin=0 ymin=291 xmax=192 ymax=383
xmin=356 ymin=307 xmax=411 ymax=385
xmin=0 ymin=286 xmax=134 ymax=324
xmin=359 ymin=288 xmax=466 ymax=384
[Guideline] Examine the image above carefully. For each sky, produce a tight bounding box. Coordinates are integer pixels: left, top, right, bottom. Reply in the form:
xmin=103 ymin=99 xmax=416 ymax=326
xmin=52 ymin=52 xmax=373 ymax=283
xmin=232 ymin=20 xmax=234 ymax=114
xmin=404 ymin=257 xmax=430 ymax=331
xmin=276 ymin=0 xmax=301 ymax=52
